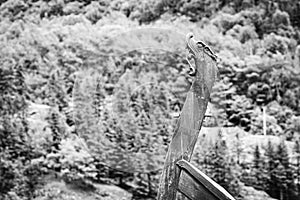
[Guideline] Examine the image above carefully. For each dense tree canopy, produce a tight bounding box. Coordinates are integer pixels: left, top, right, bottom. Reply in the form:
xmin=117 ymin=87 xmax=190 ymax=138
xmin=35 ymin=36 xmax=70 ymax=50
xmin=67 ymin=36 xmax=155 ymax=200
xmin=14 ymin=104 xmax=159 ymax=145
xmin=1 ymin=0 xmax=300 ymax=200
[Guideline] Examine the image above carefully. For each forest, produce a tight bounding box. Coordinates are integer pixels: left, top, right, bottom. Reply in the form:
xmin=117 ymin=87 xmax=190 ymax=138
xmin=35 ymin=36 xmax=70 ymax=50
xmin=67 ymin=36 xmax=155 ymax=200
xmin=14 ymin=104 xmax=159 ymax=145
xmin=1 ymin=0 xmax=300 ymax=200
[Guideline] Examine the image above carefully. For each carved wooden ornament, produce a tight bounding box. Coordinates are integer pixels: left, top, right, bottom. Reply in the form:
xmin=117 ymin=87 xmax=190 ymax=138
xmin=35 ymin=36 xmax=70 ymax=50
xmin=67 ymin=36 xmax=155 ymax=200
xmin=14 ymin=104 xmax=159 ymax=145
xmin=157 ymin=33 xmax=235 ymax=200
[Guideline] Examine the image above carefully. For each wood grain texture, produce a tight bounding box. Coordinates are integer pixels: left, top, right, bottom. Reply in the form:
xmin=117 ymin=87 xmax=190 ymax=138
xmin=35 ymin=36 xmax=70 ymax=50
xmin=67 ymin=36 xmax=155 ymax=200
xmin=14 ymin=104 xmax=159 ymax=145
xmin=178 ymin=169 xmax=219 ymax=200
xmin=157 ymin=85 xmax=210 ymax=200
xmin=157 ymin=33 xmax=218 ymax=200
xmin=177 ymin=160 xmax=236 ymax=200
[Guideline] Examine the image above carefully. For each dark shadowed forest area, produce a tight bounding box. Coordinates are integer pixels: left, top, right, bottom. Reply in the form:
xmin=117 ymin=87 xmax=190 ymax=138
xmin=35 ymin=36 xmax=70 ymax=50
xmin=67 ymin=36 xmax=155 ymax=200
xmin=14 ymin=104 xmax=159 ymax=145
xmin=1 ymin=0 xmax=300 ymax=200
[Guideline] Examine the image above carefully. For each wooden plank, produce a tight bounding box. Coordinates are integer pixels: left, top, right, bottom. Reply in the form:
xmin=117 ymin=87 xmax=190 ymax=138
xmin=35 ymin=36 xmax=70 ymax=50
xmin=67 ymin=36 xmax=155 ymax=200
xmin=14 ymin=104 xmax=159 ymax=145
xmin=178 ymin=169 xmax=219 ymax=200
xmin=157 ymin=33 xmax=219 ymax=200
xmin=177 ymin=160 xmax=236 ymax=200
xmin=157 ymin=86 xmax=210 ymax=199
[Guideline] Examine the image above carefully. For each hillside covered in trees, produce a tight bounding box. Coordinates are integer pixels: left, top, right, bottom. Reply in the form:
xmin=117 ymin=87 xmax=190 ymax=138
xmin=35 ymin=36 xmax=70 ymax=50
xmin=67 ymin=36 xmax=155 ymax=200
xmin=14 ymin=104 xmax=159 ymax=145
xmin=1 ymin=0 xmax=300 ymax=200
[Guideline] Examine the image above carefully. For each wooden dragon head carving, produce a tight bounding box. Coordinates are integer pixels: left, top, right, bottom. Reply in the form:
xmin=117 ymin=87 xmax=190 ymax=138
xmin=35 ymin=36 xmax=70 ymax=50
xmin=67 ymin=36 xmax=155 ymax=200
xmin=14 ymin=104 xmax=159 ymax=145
xmin=157 ymin=33 xmax=222 ymax=200
xmin=185 ymin=33 xmax=218 ymax=95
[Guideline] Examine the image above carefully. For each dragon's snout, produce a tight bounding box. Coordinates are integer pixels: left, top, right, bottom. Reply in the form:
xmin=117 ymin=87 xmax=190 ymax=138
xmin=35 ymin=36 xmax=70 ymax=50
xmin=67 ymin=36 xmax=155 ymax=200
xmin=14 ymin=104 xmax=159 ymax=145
xmin=186 ymin=32 xmax=194 ymax=40
xmin=186 ymin=32 xmax=196 ymax=54
xmin=186 ymin=33 xmax=217 ymax=62
xmin=186 ymin=33 xmax=197 ymax=76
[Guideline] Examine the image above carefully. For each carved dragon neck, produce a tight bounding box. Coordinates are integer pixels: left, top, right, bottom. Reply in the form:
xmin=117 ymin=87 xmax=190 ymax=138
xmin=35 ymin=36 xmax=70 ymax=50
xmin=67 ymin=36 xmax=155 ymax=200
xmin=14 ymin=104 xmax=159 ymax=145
xmin=157 ymin=33 xmax=218 ymax=200
xmin=186 ymin=33 xmax=218 ymax=95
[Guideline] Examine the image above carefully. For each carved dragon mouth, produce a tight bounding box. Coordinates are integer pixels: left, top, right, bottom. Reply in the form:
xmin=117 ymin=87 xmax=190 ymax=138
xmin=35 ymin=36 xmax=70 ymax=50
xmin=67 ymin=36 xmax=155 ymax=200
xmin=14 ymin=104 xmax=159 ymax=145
xmin=186 ymin=33 xmax=216 ymax=60
xmin=186 ymin=33 xmax=198 ymax=76
xmin=186 ymin=33 xmax=197 ymax=56
xmin=185 ymin=33 xmax=217 ymax=76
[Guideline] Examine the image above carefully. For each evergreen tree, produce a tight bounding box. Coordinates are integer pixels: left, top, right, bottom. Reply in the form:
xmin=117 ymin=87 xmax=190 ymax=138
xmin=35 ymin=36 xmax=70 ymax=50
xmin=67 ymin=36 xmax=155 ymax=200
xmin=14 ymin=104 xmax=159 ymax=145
xmin=251 ymin=144 xmax=266 ymax=190
xmin=202 ymin=132 xmax=241 ymax=198
xmin=264 ymin=140 xmax=277 ymax=197
xmin=276 ymin=140 xmax=297 ymax=200
xmin=276 ymin=140 xmax=289 ymax=168
xmin=294 ymin=140 xmax=300 ymax=198
xmin=253 ymin=145 xmax=261 ymax=169
xmin=265 ymin=139 xmax=297 ymax=200
xmin=0 ymin=65 xmax=39 ymax=199
xmin=273 ymin=163 xmax=288 ymax=200
xmin=293 ymin=140 xmax=300 ymax=199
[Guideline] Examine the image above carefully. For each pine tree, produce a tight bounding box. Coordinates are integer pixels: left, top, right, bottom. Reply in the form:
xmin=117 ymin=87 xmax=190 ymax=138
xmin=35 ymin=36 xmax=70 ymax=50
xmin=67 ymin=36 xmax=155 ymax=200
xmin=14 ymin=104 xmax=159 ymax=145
xmin=0 ymin=64 xmax=39 ymax=199
xmin=251 ymin=144 xmax=266 ymax=190
xmin=276 ymin=140 xmax=297 ymax=200
xmin=265 ymin=139 xmax=297 ymax=200
xmin=202 ymin=132 xmax=241 ymax=198
xmin=293 ymin=140 xmax=300 ymax=199
xmin=273 ymin=163 xmax=288 ymax=200
xmin=276 ymin=140 xmax=289 ymax=168
xmin=253 ymin=145 xmax=261 ymax=168
xmin=264 ymin=140 xmax=277 ymax=197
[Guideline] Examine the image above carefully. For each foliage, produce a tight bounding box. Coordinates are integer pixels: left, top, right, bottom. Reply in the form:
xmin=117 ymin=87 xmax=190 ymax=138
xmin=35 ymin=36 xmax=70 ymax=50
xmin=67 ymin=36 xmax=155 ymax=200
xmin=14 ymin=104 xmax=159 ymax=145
xmin=0 ymin=60 xmax=42 ymax=199
xmin=1 ymin=0 xmax=300 ymax=200
xmin=193 ymin=131 xmax=242 ymax=199
xmin=240 ymin=139 xmax=299 ymax=200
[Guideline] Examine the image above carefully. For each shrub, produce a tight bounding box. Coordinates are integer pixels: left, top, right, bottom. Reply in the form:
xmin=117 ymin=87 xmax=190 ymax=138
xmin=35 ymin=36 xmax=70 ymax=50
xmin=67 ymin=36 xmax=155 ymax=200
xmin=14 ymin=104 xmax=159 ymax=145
xmin=227 ymin=24 xmax=258 ymax=43
xmin=272 ymin=9 xmax=290 ymax=27
xmin=212 ymin=12 xmax=239 ymax=32
xmin=263 ymin=33 xmax=289 ymax=54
